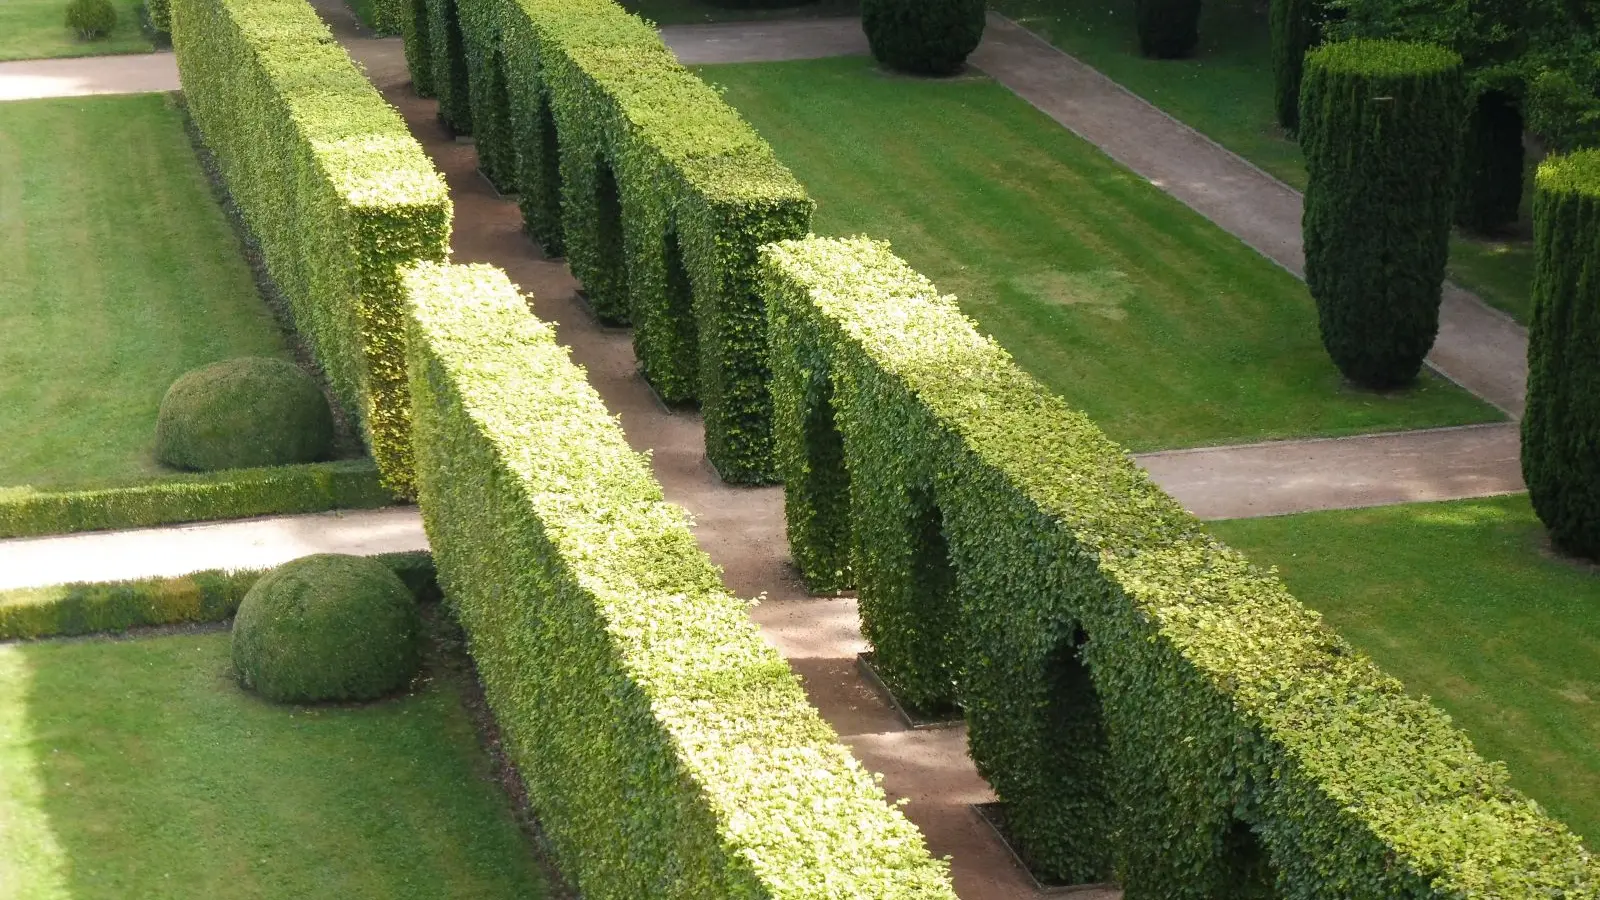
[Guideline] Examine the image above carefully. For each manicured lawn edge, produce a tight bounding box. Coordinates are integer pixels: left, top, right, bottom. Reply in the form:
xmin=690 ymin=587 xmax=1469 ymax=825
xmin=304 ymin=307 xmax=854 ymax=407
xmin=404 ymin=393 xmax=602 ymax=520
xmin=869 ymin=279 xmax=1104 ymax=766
xmin=0 ymin=460 xmax=395 ymax=540
xmin=0 ymin=550 xmax=435 ymax=642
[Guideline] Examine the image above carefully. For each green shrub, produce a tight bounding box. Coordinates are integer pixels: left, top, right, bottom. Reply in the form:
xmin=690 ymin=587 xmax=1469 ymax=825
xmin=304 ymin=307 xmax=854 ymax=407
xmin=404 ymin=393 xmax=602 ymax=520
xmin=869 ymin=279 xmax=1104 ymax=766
xmin=65 ymin=0 xmax=117 ymax=39
xmin=403 ymin=0 xmax=435 ymax=96
xmin=424 ymin=0 xmax=474 ymax=135
xmin=423 ymin=0 xmax=812 ymax=482
xmin=232 ymin=554 xmax=421 ymax=703
xmin=860 ymin=0 xmax=986 ymax=76
xmin=456 ymin=0 xmax=515 ymax=191
xmin=172 ymin=0 xmax=452 ymax=495
xmin=0 ymin=552 xmax=435 ymax=642
xmin=761 ymin=236 xmax=1600 ymax=895
xmin=402 ymin=261 xmax=955 ymax=899
xmin=1134 ymin=0 xmax=1201 ymax=59
xmin=145 ymin=0 xmax=169 ymax=33
xmin=154 ymin=358 xmax=335 ymax=472
xmin=1457 ymin=89 xmax=1527 ymax=232
xmin=1269 ymin=0 xmax=1318 ymax=130
xmin=1523 ymin=150 xmax=1600 ymax=561
xmin=0 ymin=460 xmax=393 ymax=540
xmin=1300 ymin=40 xmax=1466 ymax=389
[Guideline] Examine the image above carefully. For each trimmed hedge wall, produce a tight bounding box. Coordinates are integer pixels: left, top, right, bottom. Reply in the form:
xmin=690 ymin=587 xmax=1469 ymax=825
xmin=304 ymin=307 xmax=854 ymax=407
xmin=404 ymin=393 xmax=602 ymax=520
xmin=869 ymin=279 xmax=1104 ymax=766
xmin=1269 ymin=0 xmax=1317 ymax=130
xmin=172 ymin=0 xmax=452 ymax=495
xmin=402 ymin=261 xmax=954 ymax=899
xmin=1523 ymin=150 xmax=1600 ymax=560
xmin=0 ymin=460 xmax=392 ymax=540
xmin=424 ymin=0 xmax=475 ymax=135
xmin=0 ymin=552 xmax=436 ymax=643
xmin=763 ymin=236 xmax=1600 ymax=895
xmin=1134 ymin=0 xmax=1201 ymax=59
xmin=1300 ymin=40 xmax=1466 ymax=389
xmin=403 ymin=0 xmax=813 ymax=482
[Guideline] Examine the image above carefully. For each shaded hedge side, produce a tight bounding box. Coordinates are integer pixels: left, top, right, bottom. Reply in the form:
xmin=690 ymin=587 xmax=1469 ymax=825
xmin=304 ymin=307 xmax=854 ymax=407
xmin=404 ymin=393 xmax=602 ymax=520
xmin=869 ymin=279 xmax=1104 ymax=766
xmin=1300 ymin=39 xmax=1466 ymax=388
xmin=425 ymin=0 xmax=475 ymax=135
xmin=0 ymin=460 xmax=392 ymax=540
xmin=401 ymin=261 xmax=955 ymax=899
xmin=0 ymin=552 xmax=435 ymax=642
xmin=404 ymin=0 xmax=813 ymax=481
xmin=1523 ymin=150 xmax=1600 ymax=560
xmin=762 ymin=236 xmax=1600 ymax=897
xmin=172 ymin=0 xmax=452 ymax=495
xmin=1269 ymin=0 xmax=1318 ymax=130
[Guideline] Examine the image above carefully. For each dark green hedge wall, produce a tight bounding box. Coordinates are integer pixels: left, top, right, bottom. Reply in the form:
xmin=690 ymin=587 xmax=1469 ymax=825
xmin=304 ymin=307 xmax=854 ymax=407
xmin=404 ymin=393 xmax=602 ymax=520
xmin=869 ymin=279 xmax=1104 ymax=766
xmin=860 ymin=0 xmax=986 ymax=76
xmin=0 ymin=461 xmax=392 ymax=540
xmin=0 ymin=552 xmax=435 ymax=642
xmin=400 ymin=0 xmax=812 ymax=482
xmin=1523 ymin=150 xmax=1600 ymax=560
xmin=1300 ymin=39 xmax=1466 ymax=389
xmin=403 ymin=0 xmax=435 ymax=96
xmin=1135 ymin=0 xmax=1202 ymax=59
xmin=1270 ymin=0 xmax=1319 ymax=130
xmin=762 ymin=236 xmax=1600 ymax=896
xmin=401 ymin=261 xmax=955 ymax=899
xmin=171 ymin=0 xmax=452 ymax=495
xmin=424 ymin=0 xmax=475 ymax=135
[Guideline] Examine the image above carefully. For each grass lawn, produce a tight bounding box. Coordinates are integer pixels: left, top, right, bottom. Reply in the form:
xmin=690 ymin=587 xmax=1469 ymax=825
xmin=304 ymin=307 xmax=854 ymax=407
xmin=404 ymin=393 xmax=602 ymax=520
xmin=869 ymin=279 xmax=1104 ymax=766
xmin=0 ymin=94 xmax=292 ymax=491
xmin=1212 ymin=495 xmax=1600 ymax=847
xmin=986 ymin=0 xmax=1538 ymax=323
xmin=0 ymin=628 xmax=552 ymax=898
xmin=618 ymin=0 xmax=857 ymax=26
xmin=701 ymin=57 xmax=1497 ymax=451
xmin=0 ymin=0 xmax=151 ymax=61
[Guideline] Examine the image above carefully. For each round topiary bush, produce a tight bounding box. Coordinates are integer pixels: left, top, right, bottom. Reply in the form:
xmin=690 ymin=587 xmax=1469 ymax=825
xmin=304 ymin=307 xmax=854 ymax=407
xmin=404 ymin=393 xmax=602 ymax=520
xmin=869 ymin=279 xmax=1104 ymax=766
xmin=155 ymin=357 xmax=335 ymax=472
xmin=1523 ymin=150 xmax=1600 ymax=560
xmin=65 ymin=0 xmax=117 ymax=39
xmin=861 ymin=0 xmax=986 ymax=76
xmin=1300 ymin=39 xmax=1466 ymax=388
xmin=232 ymin=554 xmax=422 ymax=704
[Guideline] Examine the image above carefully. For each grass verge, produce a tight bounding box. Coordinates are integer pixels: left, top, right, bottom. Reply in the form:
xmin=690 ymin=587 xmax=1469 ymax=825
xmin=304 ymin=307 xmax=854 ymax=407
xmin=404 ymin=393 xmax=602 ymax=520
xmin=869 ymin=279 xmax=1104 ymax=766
xmin=702 ymin=57 xmax=1498 ymax=451
xmin=986 ymin=0 xmax=1537 ymax=322
xmin=0 ymin=0 xmax=151 ymax=60
xmin=1212 ymin=494 xmax=1600 ymax=846
xmin=0 ymin=620 xmax=554 ymax=898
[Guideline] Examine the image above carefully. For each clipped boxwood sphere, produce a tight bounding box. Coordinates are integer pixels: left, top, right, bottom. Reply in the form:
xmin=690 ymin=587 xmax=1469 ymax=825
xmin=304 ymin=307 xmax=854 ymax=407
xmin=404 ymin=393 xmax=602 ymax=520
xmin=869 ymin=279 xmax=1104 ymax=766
xmin=232 ymin=554 xmax=421 ymax=703
xmin=862 ymin=0 xmax=986 ymax=76
xmin=155 ymin=357 xmax=335 ymax=471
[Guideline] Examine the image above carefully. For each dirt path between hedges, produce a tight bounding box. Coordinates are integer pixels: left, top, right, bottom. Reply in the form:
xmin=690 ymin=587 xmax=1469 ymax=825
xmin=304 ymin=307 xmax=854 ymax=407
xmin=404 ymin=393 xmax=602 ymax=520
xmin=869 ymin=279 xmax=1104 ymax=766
xmin=0 ymin=52 xmax=178 ymax=102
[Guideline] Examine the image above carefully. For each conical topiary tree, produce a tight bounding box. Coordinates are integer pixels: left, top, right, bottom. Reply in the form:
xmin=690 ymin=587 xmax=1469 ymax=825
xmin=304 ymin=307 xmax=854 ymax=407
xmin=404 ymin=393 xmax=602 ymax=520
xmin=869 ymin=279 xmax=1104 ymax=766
xmin=861 ymin=0 xmax=986 ymax=76
xmin=1522 ymin=150 xmax=1600 ymax=560
xmin=1300 ymin=39 xmax=1466 ymax=389
xmin=1135 ymin=0 xmax=1202 ymax=59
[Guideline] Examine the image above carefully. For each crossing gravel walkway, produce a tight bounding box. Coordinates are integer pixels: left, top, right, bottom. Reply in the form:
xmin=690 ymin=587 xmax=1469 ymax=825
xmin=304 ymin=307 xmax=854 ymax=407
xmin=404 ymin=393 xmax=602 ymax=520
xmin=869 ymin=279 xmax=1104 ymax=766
xmin=0 ymin=52 xmax=178 ymax=102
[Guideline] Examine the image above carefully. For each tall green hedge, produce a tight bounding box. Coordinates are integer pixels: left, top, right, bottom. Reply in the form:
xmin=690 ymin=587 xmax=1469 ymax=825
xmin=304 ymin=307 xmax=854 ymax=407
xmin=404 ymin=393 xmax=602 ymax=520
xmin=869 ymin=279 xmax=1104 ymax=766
xmin=456 ymin=0 xmax=516 ymax=190
xmin=1523 ymin=150 xmax=1600 ymax=561
xmin=1458 ymin=89 xmax=1527 ymax=233
xmin=401 ymin=261 xmax=955 ymax=899
xmin=425 ymin=0 xmax=475 ymax=135
xmin=172 ymin=0 xmax=452 ymax=495
xmin=401 ymin=0 xmax=812 ymax=481
xmin=403 ymin=0 xmax=435 ymax=96
xmin=1134 ymin=0 xmax=1202 ymax=59
xmin=1300 ymin=40 xmax=1466 ymax=389
xmin=762 ymin=236 xmax=1600 ymax=895
xmin=145 ymin=0 xmax=170 ymax=32
xmin=1270 ymin=0 xmax=1318 ymax=130
xmin=860 ymin=0 xmax=986 ymax=76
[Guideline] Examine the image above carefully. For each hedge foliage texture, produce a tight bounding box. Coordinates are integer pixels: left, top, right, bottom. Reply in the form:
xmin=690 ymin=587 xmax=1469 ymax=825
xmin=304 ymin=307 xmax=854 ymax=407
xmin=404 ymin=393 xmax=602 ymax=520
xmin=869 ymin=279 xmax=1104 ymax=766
xmin=860 ymin=0 xmax=986 ymax=76
xmin=1300 ymin=40 xmax=1466 ymax=389
xmin=1134 ymin=0 xmax=1202 ymax=59
xmin=1270 ymin=0 xmax=1319 ymax=130
xmin=1523 ymin=150 xmax=1600 ymax=561
xmin=762 ymin=236 xmax=1600 ymax=896
xmin=0 ymin=460 xmax=391 ymax=540
xmin=172 ymin=0 xmax=452 ymax=494
xmin=0 ymin=552 xmax=436 ymax=642
xmin=402 ymin=262 xmax=954 ymax=899
xmin=402 ymin=0 xmax=813 ymax=482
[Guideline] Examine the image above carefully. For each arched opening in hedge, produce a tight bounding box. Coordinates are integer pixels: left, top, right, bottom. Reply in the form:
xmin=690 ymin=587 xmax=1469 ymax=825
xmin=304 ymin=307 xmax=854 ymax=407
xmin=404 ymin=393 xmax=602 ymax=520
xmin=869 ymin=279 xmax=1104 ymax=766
xmin=517 ymin=86 xmax=564 ymax=256
xmin=436 ymin=0 xmax=472 ymax=135
xmin=906 ymin=488 xmax=960 ymax=713
xmin=477 ymin=46 xmax=515 ymax=192
xmin=592 ymin=157 xmax=628 ymax=324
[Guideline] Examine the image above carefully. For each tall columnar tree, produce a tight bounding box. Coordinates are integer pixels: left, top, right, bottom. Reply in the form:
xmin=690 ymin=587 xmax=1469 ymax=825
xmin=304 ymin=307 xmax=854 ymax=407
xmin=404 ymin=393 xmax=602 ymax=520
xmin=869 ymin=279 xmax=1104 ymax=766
xmin=1270 ymin=0 xmax=1320 ymax=130
xmin=861 ymin=0 xmax=986 ymax=75
xmin=1135 ymin=0 xmax=1202 ymax=59
xmin=1522 ymin=150 xmax=1600 ymax=560
xmin=1300 ymin=40 xmax=1467 ymax=388
xmin=1457 ymin=89 xmax=1527 ymax=232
